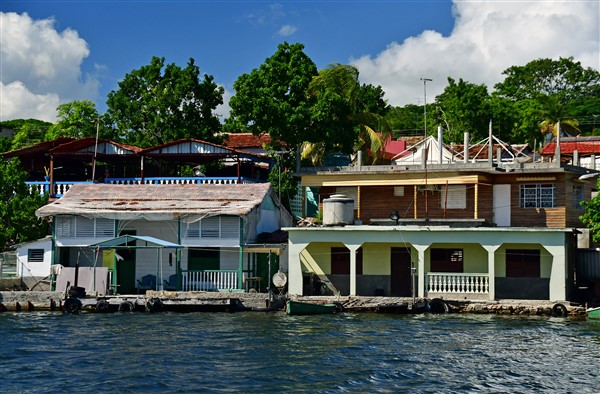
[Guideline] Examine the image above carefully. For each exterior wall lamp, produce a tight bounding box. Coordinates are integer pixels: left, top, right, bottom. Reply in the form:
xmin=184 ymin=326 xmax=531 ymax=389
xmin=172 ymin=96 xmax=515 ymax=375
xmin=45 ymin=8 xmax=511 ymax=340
xmin=389 ymin=210 xmax=400 ymax=225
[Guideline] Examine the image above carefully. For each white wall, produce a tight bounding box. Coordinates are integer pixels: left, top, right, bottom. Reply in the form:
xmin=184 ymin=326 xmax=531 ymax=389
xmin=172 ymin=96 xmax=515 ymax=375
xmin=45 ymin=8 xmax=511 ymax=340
xmin=16 ymin=238 xmax=52 ymax=278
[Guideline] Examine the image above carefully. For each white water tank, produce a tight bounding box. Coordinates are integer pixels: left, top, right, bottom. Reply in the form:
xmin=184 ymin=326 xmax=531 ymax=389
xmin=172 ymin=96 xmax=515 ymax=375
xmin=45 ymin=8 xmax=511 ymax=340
xmin=322 ymin=194 xmax=354 ymax=226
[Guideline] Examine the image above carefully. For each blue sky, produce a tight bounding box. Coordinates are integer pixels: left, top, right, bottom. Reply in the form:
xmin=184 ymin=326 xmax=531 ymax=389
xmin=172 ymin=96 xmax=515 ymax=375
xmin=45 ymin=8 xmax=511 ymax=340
xmin=1 ymin=1 xmax=598 ymax=122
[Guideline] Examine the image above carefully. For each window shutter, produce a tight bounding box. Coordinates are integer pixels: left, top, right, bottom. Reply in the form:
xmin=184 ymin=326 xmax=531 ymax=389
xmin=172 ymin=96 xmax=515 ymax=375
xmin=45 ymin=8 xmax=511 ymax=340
xmin=440 ymin=185 xmax=466 ymax=209
xmin=95 ymin=218 xmax=115 ymax=237
xmin=76 ymin=217 xmax=95 ymax=237
xmin=201 ymin=217 xmax=220 ymax=238
xmin=221 ymin=216 xmax=239 ymax=239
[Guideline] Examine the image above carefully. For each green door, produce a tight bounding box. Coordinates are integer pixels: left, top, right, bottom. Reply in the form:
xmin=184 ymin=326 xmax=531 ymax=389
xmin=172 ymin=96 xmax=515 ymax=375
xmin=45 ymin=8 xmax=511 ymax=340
xmin=117 ymin=230 xmax=137 ymax=294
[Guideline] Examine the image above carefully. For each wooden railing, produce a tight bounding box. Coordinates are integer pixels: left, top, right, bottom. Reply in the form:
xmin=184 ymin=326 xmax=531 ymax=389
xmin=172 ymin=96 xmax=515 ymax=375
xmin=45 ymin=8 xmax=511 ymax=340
xmin=181 ymin=270 xmax=239 ymax=292
xmin=426 ymin=272 xmax=489 ymax=294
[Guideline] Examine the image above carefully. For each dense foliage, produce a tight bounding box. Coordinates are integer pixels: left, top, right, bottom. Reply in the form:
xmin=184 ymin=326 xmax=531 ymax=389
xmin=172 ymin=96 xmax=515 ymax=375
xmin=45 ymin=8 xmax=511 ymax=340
xmin=106 ymin=56 xmax=224 ymax=147
xmin=0 ymin=157 xmax=48 ymax=251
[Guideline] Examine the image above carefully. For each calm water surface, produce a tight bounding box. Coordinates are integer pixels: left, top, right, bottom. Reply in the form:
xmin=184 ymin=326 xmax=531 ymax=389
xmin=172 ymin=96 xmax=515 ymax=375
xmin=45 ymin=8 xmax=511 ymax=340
xmin=1 ymin=311 xmax=599 ymax=393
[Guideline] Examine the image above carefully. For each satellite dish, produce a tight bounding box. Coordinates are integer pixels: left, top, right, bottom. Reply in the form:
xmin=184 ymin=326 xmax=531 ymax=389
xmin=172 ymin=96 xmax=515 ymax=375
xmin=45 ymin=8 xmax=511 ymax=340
xmin=272 ymin=271 xmax=287 ymax=288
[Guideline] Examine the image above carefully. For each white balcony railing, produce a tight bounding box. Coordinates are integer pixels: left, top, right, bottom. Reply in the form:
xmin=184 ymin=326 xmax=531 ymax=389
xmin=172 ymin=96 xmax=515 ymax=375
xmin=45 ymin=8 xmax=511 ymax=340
xmin=181 ymin=270 xmax=239 ymax=292
xmin=426 ymin=272 xmax=489 ymax=294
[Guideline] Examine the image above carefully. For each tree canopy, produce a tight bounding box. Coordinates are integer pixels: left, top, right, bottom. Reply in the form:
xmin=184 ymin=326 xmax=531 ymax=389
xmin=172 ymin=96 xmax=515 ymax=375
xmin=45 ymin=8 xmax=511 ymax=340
xmin=226 ymin=42 xmax=318 ymax=151
xmin=106 ymin=56 xmax=224 ymax=147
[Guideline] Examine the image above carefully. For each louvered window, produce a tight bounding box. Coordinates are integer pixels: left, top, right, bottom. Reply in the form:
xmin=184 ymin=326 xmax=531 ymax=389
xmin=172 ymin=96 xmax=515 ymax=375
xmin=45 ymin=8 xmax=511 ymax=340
xmin=56 ymin=217 xmax=76 ymax=237
xmin=185 ymin=222 xmax=200 ymax=238
xmin=76 ymin=217 xmax=95 ymax=237
xmin=221 ymin=217 xmax=239 ymax=239
xmin=440 ymin=185 xmax=466 ymax=209
xmin=55 ymin=216 xmax=115 ymax=238
xmin=27 ymin=249 xmax=44 ymax=263
xmin=201 ymin=217 xmax=220 ymax=238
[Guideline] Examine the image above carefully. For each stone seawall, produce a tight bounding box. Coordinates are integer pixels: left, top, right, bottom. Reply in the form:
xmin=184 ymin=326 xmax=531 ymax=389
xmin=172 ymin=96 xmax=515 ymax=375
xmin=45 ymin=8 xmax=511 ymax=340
xmin=0 ymin=291 xmax=589 ymax=317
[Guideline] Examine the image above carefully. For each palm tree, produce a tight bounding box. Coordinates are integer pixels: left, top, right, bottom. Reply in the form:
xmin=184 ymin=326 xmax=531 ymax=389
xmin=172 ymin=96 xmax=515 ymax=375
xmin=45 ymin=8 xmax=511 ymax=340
xmin=303 ymin=64 xmax=392 ymax=165
xmin=539 ymin=94 xmax=581 ymax=138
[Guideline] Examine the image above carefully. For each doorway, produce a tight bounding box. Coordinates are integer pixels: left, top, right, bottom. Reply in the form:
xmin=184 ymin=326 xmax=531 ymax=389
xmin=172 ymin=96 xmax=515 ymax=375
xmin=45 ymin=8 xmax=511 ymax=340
xmin=116 ymin=230 xmax=136 ymax=294
xmin=390 ymin=247 xmax=412 ymax=296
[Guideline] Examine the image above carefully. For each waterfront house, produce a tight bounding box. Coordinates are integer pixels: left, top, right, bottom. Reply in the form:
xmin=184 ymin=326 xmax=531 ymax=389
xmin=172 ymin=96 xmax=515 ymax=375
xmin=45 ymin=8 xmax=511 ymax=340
xmin=286 ymin=134 xmax=595 ymax=302
xmin=35 ymin=183 xmax=293 ymax=294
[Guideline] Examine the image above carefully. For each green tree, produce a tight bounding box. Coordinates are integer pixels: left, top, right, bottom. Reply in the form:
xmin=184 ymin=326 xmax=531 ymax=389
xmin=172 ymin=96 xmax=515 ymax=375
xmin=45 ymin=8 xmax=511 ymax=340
xmin=581 ymin=186 xmax=600 ymax=243
xmin=0 ymin=157 xmax=48 ymax=251
xmin=386 ymin=104 xmax=423 ymax=136
xmin=106 ymin=56 xmax=224 ymax=147
xmin=226 ymin=42 xmax=318 ymax=151
xmin=433 ymin=77 xmax=491 ymax=143
xmin=493 ymin=57 xmax=600 ymax=144
xmin=46 ymin=100 xmax=109 ymax=140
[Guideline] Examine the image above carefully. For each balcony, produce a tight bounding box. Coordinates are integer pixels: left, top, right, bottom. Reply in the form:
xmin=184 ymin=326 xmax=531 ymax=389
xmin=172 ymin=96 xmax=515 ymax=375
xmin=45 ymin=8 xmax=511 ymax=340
xmin=26 ymin=177 xmax=262 ymax=198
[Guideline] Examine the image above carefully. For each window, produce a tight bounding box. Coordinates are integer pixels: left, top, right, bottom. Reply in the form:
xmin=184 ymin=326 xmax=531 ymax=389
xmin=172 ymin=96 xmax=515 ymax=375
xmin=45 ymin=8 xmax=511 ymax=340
xmin=27 ymin=249 xmax=44 ymax=263
xmin=430 ymin=248 xmax=463 ymax=272
xmin=331 ymin=247 xmax=363 ymax=275
xmin=55 ymin=217 xmax=115 ymax=238
xmin=440 ymin=185 xmax=467 ymax=209
xmin=573 ymin=186 xmax=584 ymax=209
xmin=520 ymin=184 xmax=556 ymax=208
xmin=201 ymin=217 xmax=220 ymax=238
xmin=183 ymin=216 xmax=240 ymax=239
xmin=506 ymin=249 xmax=540 ymax=278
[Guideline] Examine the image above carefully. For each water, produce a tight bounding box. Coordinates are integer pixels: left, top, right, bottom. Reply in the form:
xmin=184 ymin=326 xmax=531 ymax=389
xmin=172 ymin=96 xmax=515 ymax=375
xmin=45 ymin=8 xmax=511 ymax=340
xmin=1 ymin=312 xmax=599 ymax=393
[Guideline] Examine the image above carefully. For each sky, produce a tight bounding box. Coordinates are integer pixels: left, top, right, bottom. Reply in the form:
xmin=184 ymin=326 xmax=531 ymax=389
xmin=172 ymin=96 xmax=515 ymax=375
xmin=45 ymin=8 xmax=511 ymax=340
xmin=1 ymin=0 xmax=598 ymax=123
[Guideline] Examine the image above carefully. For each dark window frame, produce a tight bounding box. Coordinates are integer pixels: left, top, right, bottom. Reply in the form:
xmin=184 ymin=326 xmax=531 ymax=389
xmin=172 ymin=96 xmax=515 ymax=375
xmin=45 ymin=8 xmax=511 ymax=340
xmin=505 ymin=249 xmax=540 ymax=278
xmin=430 ymin=248 xmax=463 ymax=273
xmin=331 ymin=247 xmax=363 ymax=275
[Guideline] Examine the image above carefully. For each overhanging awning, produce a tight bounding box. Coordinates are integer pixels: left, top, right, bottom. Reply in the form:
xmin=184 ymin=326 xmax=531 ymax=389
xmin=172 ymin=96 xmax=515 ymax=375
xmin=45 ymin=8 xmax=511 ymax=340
xmin=89 ymin=235 xmax=182 ymax=249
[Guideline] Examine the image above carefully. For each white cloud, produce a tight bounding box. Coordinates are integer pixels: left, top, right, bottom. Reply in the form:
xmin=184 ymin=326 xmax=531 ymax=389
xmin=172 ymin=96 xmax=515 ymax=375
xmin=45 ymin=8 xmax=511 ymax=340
xmin=0 ymin=12 xmax=99 ymax=122
xmin=352 ymin=0 xmax=600 ymax=107
xmin=0 ymin=81 xmax=60 ymax=122
xmin=277 ymin=24 xmax=298 ymax=37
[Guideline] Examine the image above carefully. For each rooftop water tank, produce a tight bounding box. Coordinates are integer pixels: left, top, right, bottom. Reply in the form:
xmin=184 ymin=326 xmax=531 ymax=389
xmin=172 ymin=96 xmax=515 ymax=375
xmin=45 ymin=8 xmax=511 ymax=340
xmin=322 ymin=194 xmax=354 ymax=226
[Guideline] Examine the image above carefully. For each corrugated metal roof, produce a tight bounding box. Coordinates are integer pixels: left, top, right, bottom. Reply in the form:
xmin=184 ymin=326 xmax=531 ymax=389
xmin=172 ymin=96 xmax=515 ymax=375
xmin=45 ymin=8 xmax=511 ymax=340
xmin=36 ymin=183 xmax=273 ymax=221
xmin=49 ymin=137 xmax=142 ymax=155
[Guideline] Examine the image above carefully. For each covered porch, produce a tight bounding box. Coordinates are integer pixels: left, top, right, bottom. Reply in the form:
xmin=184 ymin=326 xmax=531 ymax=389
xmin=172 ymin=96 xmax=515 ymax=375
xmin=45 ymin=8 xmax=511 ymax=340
xmin=285 ymin=226 xmax=575 ymax=301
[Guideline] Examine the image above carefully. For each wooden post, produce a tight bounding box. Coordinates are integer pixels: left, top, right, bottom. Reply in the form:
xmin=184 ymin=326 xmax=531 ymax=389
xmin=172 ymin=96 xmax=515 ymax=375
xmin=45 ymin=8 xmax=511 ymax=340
xmin=474 ymin=183 xmax=479 ymax=219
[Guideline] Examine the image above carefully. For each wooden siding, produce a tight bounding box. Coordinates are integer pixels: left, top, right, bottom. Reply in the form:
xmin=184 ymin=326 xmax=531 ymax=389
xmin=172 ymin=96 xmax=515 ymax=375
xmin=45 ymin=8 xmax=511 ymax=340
xmin=319 ymin=184 xmax=494 ymax=224
xmin=307 ymin=169 xmax=592 ymax=228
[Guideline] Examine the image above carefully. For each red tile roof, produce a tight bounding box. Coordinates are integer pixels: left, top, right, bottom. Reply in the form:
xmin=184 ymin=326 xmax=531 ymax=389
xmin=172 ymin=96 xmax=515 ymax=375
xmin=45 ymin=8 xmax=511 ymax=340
xmin=223 ymin=133 xmax=272 ymax=149
xmin=540 ymin=141 xmax=600 ymax=156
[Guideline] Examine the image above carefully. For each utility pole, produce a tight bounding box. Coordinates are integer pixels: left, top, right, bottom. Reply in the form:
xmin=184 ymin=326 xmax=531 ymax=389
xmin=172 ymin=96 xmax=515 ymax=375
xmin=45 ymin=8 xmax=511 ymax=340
xmin=421 ymin=78 xmax=432 ymax=138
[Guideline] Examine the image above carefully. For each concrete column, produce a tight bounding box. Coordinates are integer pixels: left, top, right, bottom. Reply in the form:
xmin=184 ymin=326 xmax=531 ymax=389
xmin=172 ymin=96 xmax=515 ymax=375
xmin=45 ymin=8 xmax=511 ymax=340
xmin=413 ymin=244 xmax=428 ymax=297
xmin=288 ymin=242 xmax=307 ymax=295
xmin=483 ymin=245 xmax=499 ymax=301
xmin=347 ymin=244 xmax=361 ymax=296
xmin=545 ymin=245 xmax=567 ymax=301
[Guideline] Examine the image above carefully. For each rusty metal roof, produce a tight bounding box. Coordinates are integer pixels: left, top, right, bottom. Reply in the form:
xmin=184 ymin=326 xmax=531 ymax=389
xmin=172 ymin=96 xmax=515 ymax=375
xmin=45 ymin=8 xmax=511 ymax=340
xmin=36 ymin=183 xmax=274 ymax=221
